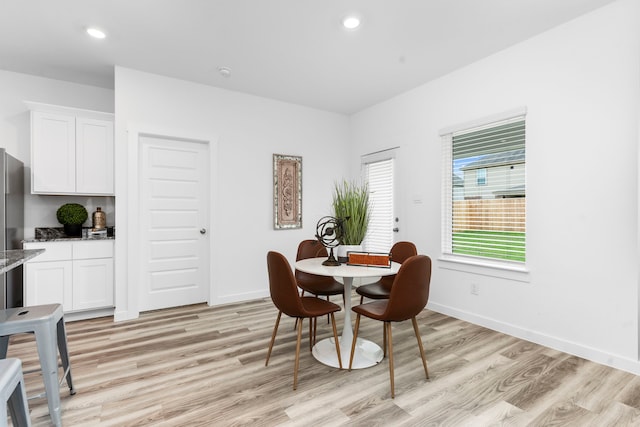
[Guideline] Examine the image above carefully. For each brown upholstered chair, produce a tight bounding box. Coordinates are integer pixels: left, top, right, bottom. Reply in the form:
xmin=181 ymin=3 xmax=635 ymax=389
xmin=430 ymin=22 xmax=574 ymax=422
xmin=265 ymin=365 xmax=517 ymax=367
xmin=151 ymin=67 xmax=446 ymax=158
xmin=349 ymin=254 xmax=432 ymax=398
xmin=265 ymin=251 xmax=342 ymax=390
xmin=295 ymin=239 xmax=344 ymax=299
xmin=355 ymin=241 xmax=417 ymax=303
xmin=295 ymin=239 xmax=344 ymax=327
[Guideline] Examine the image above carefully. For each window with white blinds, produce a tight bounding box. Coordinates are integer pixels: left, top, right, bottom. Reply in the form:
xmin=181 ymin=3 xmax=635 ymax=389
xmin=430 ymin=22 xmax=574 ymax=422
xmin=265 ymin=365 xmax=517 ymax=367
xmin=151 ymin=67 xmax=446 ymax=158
xmin=362 ymin=156 xmax=394 ymax=253
xmin=442 ymin=114 xmax=526 ymax=263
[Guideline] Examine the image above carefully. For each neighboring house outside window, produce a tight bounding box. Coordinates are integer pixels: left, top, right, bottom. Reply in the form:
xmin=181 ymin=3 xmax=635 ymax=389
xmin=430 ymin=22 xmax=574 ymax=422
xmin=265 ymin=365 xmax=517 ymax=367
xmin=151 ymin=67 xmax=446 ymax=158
xmin=441 ymin=112 xmax=526 ymax=264
xmin=463 ymin=151 xmax=525 ymax=199
xmin=476 ymin=168 xmax=487 ymax=186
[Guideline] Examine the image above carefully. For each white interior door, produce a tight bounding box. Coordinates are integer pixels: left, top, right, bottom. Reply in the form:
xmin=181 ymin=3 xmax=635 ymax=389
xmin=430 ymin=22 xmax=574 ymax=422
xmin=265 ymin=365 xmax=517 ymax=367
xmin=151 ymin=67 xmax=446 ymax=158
xmin=139 ymin=135 xmax=209 ymax=311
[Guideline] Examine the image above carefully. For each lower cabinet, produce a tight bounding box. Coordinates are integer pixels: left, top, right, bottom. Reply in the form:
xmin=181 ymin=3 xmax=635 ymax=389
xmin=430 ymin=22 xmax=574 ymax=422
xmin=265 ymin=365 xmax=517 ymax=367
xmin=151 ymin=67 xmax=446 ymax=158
xmin=72 ymin=258 xmax=114 ymax=310
xmin=24 ymin=260 xmax=73 ymax=309
xmin=23 ymin=240 xmax=114 ymax=314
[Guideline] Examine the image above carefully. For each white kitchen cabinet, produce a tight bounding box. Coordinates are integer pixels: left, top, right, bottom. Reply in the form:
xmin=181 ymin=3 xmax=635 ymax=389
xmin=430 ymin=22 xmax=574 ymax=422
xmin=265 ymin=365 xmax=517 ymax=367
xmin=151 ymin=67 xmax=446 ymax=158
xmin=75 ymin=117 xmax=114 ymax=194
xmin=23 ymin=240 xmax=114 ymax=315
xmin=29 ymin=103 xmax=114 ymax=195
xmin=25 ymin=260 xmax=73 ymax=310
xmin=30 ymin=111 xmax=76 ymax=193
xmin=73 ymin=258 xmax=114 ymax=310
xmin=71 ymin=240 xmax=114 ymax=311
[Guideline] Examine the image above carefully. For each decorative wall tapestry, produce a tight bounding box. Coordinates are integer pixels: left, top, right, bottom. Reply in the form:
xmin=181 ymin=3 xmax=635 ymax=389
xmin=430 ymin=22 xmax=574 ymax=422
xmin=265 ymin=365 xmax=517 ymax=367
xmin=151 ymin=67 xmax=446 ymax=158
xmin=273 ymin=154 xmax=302 ymax=229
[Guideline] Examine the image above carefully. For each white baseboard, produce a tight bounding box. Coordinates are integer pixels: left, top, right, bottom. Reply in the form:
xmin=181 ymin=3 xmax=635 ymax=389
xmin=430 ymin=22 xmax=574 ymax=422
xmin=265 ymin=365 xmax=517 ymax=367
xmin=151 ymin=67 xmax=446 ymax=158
xmin=114 ymin=309 xmax=140 ymax=322
xmin=112 ymin=291 xmax=271 ymax=322
xmin=211 ymin=290 xmax=270 ymax=306
xmin=65 ymin=307 xmax=115 ymax=322
xmin=428 ymin=301 xmax=640 ymax=376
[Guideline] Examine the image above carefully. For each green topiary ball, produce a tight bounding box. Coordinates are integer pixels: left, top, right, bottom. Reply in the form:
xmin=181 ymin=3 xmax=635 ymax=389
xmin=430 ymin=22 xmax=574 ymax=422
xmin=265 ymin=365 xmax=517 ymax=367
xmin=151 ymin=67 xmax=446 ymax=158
xmin=56 ymin=203 xmax=88 ymax=225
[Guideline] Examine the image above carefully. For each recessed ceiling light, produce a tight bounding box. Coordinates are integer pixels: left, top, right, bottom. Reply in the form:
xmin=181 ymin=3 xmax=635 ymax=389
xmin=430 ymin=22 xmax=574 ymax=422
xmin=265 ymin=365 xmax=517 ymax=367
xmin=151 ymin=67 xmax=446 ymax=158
xmin=342 ymin=15 xmax=361 ymax=30
xmin=86 ymin=27 xmax=106 ymax=39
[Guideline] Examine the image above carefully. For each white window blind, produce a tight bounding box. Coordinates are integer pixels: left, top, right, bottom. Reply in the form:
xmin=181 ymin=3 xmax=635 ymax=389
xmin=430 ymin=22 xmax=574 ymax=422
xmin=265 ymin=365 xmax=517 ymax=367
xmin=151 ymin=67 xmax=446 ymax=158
xmin=362 ymin=157 xmax=394 ymax=253
xmin=442 ymin=115 xmax=526 ymax=263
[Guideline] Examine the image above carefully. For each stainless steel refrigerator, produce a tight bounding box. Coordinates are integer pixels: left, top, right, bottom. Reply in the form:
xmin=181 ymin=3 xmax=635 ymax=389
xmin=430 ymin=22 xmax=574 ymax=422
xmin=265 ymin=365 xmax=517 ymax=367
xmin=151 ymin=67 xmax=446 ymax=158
xmin=0 ymin=148 xmax=24 ymax=309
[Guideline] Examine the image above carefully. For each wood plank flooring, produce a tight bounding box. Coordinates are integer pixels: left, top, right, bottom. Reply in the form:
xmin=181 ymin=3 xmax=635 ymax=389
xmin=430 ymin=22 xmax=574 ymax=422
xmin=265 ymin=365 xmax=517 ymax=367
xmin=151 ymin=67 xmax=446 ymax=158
xmin=5 ymin=296 xmax=640 ymax=426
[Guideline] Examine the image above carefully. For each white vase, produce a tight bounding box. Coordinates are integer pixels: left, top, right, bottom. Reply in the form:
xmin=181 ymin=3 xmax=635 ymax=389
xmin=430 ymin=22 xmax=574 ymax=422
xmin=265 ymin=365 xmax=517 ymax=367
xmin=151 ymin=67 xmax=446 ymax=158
xmin=337 ymin=244 xmax=363 ymax=263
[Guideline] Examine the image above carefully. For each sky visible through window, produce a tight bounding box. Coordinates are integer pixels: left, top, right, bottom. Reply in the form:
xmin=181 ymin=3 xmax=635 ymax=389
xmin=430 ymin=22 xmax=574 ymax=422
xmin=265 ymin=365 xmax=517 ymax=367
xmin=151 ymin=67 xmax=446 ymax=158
xmin=453 ymin=156 xmax=482 ymax=181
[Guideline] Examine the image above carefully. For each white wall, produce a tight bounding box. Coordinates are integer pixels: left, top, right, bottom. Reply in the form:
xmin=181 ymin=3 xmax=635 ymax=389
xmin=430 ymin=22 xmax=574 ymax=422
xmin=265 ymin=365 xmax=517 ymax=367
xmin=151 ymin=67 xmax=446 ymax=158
xmin=351 ymin=0 xmax=640 ymax=372
xmin=0 ymin=70 xmax=115 ymax=238
xmin=114 ymin=67 xmax=350 ymax=320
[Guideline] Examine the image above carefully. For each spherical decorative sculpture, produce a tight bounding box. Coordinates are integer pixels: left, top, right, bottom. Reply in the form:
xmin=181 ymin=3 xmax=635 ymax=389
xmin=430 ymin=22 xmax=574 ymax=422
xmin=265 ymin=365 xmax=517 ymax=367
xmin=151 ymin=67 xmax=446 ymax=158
xmin=315 ymin=216 xmax=344 ymax=266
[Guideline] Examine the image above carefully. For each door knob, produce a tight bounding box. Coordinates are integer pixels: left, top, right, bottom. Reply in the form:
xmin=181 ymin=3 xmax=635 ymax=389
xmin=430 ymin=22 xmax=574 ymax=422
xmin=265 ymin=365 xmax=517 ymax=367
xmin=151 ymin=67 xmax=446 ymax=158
xmin=393 ymin=227 xmax=399 ymax=232
xmin=200 ymin=228 xmax=207 ymax=234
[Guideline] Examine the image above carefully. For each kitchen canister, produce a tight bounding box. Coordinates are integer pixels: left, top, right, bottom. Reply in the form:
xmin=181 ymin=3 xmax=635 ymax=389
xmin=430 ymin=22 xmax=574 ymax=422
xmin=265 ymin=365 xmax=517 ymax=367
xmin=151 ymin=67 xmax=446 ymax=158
xmin=92 ymin=207 xmax=106 ymax=230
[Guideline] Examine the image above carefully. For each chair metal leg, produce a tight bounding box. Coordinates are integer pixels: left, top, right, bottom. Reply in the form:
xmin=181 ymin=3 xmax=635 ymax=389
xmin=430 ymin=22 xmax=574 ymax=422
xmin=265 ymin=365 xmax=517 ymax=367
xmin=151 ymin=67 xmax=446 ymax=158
xmin=56 ymin=317 xmax=75 ymax=394
xmin=8 ymin=374 xmax=31 ymax=427
xmin=265 ymin=311 xmax=282 ymax=366
xmin=359 ymin=295 xmax=364 ymax=304
xmin=386 ymin=322 xmax=395 ymax=398
xmin=0 ymin=335 xmax=8 ymax=358
xmin=3 ymin=359 xmax=31 ymax=427
xmin=293 ymin=316 xmax=303 ymax=390
xmin=412 ymin=317 xmax=429 ymax=379
xmin=330 ymin=313 xmax=342 ymax=369
xmin=348 ymin=314 xmax=361 ymax=371
xmin=34 ymin=321 xmax=63 ymax=426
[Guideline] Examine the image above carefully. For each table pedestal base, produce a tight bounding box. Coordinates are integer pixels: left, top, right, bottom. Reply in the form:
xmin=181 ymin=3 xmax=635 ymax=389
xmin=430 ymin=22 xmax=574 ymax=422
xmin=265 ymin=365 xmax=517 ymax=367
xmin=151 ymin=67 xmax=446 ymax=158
xmin=312 ymin=336 xmax=383 ymax=369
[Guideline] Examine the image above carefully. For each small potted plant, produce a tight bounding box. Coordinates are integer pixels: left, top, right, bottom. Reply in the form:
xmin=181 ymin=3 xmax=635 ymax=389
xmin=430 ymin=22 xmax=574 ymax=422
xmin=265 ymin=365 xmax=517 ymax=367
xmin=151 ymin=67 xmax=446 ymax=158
xmin=332 ymin=179 xmax=370 ymax=261
xmin=56 ymin=203 xmax=88 ymax=237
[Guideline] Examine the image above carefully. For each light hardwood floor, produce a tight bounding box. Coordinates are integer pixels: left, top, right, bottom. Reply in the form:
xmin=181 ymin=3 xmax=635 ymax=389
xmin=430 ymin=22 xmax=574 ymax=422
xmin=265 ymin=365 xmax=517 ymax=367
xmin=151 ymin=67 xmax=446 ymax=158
xmin=5 ymin=297 xmax=640 ymax=426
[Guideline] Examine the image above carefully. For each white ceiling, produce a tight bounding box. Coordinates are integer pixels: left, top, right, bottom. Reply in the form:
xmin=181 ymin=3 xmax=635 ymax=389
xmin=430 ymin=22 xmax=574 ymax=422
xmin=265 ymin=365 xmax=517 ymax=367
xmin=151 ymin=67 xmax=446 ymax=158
xmin=0 ymin=0 xmax=618 ymax=115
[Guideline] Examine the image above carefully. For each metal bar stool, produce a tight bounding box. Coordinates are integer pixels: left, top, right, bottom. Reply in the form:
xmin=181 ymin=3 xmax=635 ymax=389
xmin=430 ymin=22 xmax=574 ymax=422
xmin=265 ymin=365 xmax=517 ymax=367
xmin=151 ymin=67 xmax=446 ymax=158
xmin=0 ymin=358 xmax=31 ymax=427
xmin=0 ymin=304 xmax=75 ymax=427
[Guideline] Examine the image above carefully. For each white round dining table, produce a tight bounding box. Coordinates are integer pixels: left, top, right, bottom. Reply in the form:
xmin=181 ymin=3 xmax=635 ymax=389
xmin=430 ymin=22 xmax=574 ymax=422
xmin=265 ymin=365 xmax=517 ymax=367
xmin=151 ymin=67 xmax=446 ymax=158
xmin=294 ymin=257 xmax=400 ymax=369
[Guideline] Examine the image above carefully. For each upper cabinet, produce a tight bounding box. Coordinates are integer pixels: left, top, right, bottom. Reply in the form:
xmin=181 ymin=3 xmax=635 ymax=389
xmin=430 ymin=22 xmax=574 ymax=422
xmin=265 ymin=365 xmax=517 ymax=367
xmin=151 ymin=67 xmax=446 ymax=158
xmin=75 ymin=117 xmax=114 ymax=194
xmin=28 ymin=102 xmax=114 ymax=195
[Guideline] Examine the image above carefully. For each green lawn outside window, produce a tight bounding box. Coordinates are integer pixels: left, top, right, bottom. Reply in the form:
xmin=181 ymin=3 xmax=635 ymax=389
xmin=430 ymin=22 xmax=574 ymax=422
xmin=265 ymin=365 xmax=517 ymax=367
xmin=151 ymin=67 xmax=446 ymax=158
xmin=453 ymin=230 xmax=525 ymax=262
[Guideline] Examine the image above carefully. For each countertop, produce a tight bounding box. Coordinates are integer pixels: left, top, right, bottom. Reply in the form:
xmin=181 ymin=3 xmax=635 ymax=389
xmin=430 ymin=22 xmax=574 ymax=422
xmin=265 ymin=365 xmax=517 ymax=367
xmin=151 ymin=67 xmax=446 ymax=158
xmin=23 ymin=227 xmax=115 ymax=243
xmin=23 ymin=236 xmax=114 ymax=243
xmin=0 ymin=249 xmax=45 ymax=274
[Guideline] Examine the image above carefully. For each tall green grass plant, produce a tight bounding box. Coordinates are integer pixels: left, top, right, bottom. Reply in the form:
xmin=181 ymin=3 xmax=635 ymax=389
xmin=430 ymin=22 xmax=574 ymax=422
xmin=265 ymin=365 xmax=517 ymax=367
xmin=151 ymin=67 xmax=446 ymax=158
xmin=332 ymin=179 xmax=370 ymax=245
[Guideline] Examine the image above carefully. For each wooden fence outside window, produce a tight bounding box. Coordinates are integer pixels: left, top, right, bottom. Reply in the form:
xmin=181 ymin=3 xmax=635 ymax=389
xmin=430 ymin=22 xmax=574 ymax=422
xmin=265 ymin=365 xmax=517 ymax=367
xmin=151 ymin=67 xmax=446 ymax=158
xmin=452 ymin=198 xmax=525 ymax=232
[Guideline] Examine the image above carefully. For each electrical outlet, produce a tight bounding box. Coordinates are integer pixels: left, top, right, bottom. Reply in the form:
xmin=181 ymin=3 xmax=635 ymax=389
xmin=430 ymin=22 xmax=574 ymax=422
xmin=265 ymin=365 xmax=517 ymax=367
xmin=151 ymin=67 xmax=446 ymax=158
xmin=470 ymin=283 xmax=480 ymax=296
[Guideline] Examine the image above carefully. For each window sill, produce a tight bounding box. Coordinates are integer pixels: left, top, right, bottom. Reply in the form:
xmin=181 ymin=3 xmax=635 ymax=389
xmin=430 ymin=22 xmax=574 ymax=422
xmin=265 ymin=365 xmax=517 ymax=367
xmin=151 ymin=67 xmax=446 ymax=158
xmin=438 ymin=254 xmax=530 ymax=282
